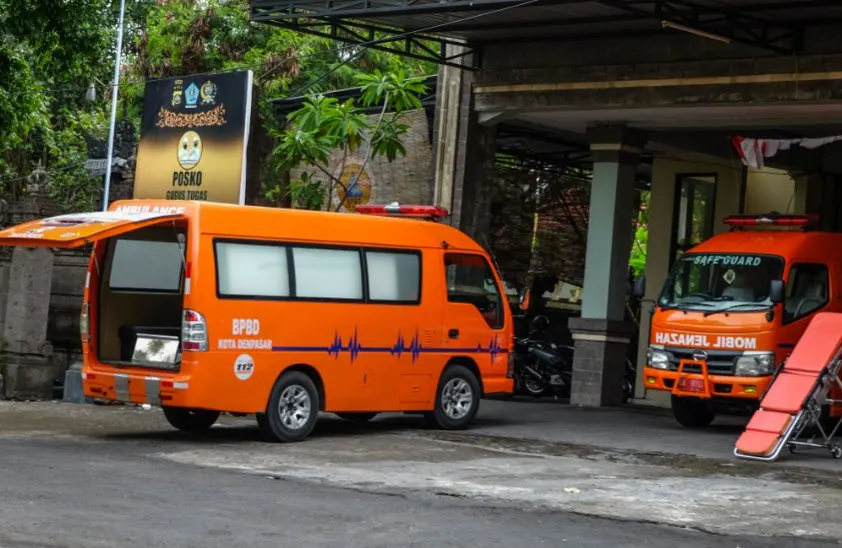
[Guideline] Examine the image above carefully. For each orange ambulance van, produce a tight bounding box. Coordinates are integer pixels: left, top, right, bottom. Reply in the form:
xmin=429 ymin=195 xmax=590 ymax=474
xmin=638 ymin=213 xmax=842 ymax=427
xmin=0 ymin=200 xmax=515 ymax=442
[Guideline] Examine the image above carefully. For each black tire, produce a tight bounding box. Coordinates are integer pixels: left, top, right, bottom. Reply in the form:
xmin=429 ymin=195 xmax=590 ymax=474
xmin=671 ymin=395 xmax=716 ymax=428
xmin=424 ymin=365 xmax=481 ymax=430
xmin=162 ymin=407 xmax=220 ymax=432
xmin=520 ymin=375 xmax=552 ymax=398
xmin=335 ymin=412 xmax=378 ymax=423
xmin=264 ymin=371 xmax=320 ymax=443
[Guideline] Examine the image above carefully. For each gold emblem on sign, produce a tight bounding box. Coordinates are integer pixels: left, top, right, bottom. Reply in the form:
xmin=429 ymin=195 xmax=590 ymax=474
xmin=155 ymin=104 xmax=228 ymax=129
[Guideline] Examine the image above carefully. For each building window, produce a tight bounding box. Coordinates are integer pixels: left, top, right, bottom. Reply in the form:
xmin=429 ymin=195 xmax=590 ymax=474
xmin=292 ymin=247 xmax=363 ymax=300
xmin=216 ymin=242 xmax=290 ymax=298
xmin=444 ymin=253 xmax=503 ymax=329
xmin=365 ymin=250 xmax=421 ymax=303
xmin=784 ymin=263 xmax=829 ymax=324
xmin=109 ymin=238 xmax=183 ymax=292
xmin=671 ymin=174 xmax=716 ymax=264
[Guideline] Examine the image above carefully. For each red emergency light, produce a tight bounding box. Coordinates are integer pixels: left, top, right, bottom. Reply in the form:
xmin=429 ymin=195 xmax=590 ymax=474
xmin=723 ymin=213 xmax=819 ymax=228
xmin=355 ymin=203 xmax=449 ymax=219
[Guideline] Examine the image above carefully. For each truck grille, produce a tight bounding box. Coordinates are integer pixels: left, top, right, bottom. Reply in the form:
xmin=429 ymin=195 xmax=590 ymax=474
xmin=664 ymin=347 xmax=737 ymax=376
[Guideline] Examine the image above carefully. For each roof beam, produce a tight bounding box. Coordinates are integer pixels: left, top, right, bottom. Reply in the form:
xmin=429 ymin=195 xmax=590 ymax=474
xmin=257 ymin=18 xmax=478 ymax=69
xmin=597 ymin=0 xmax=805 ymax=55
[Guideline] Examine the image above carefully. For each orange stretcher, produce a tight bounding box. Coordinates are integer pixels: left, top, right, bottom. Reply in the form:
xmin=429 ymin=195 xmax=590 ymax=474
xmin=735 ymin=312 xmax=842 ymax=462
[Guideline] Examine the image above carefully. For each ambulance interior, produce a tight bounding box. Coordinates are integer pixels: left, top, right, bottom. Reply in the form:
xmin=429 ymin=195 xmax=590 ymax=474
xmin=96 ymin=224 xmax=187 ymax=369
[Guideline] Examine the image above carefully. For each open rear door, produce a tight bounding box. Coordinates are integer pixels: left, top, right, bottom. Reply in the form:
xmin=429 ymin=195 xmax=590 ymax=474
xmin=0 ymin=210 xmax=186 ymax=249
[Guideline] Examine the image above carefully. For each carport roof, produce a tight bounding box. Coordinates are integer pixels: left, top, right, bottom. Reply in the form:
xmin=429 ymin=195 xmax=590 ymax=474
xmin=249 ymin=0 xmax=842 ymax=68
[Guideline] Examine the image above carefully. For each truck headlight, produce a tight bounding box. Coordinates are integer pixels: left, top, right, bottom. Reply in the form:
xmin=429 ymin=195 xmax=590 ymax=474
xmin=648 ymin=347 xmax=670 ymax=370
xmin=735 ymin=352 xmax=775 ymax=376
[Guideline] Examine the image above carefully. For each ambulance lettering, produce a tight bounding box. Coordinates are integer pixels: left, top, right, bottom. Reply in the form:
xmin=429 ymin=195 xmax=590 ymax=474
xmin=113 ymin=204 xmax=186 ymax=215
xmin=654 ymin=331 xmax=757 ymax=350
xmin=217 ymin=318 xmax=272 ymax=350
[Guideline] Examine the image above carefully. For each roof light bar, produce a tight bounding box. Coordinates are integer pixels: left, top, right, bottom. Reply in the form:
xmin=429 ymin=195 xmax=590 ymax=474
xmin=723 ymin=213 xmax=819 ymax=228
xmin=355 ymin=202 xmax=449 ymax=219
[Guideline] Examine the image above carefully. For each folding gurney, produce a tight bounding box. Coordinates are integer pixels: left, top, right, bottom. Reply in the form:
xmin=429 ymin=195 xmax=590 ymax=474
xmin=735 ymin=312 xmax=842 ymax=462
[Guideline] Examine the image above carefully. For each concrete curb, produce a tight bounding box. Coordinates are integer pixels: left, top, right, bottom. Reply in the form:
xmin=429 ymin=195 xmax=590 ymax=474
xmin=62 ymin=363 xmax=93 ymax=405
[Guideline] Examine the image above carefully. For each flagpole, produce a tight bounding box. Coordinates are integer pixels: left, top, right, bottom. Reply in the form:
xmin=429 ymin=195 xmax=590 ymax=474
xmin=102 ymin=0 xmax=126 ymax=212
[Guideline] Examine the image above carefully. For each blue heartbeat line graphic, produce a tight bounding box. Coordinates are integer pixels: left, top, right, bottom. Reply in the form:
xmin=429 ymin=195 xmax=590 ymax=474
xmin=390 ymin=331 xmax=423 ymax=362
xmin=327 ymin=329 xmax=363 ymax=361
xmin=272 ymin=328 xmax=508 ymax=364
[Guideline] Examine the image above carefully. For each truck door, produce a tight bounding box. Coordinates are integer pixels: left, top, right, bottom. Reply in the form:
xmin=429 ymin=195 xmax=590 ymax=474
xmin=441 ymin=252 xmax=507 ymax=379
xmin=0 ymin=210 xmax=187 ymax=249
xmin=781 ymin=262 xmax=831 ymax=348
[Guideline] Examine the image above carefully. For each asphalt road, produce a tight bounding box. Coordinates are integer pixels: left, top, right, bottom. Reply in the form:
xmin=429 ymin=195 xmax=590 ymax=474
xmin=0 ymin=431 xmax=836 ymax=548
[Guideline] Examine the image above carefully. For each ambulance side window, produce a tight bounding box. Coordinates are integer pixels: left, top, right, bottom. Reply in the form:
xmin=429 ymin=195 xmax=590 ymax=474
xmin=444 ymin=253 xmax=503 ymax=329
xmin=784 ymin=263 xmax=829 ymax=324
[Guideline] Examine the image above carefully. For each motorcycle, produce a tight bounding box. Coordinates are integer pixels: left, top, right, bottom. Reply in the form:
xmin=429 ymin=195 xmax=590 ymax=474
xmin=513 ymin=314 xmax=637 ymax=403
xmin=513 ymin=315 xmax=572 ymax=399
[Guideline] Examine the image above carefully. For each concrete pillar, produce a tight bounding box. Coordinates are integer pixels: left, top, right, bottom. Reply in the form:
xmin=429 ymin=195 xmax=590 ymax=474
xmin=569 ymin=125 xmax=646 ymax=407
xmin=431 ymin=44 xmax=496 ymax=242
xmin=0 ymin=246 xmax=55 ymax=399
xmin=432 ymin=45 xmax=467 ymax=214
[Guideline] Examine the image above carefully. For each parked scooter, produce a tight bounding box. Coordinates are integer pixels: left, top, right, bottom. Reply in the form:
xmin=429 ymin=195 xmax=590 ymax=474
xmin=514 ymin=288 xmax=637 ymax=403
xmin=513 ymin=315 xmax=572 ymax=398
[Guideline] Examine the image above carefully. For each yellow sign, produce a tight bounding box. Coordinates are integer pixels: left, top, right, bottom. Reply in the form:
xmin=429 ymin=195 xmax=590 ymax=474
xmin=332 ymin=158 xmax=374 ymax=212
xmin=134 ymin=71 xmax=253 ymax=204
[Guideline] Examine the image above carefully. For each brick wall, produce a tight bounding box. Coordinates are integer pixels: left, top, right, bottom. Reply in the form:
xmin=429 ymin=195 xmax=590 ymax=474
xmin=291 ymin=108 xmax=435 ymax=211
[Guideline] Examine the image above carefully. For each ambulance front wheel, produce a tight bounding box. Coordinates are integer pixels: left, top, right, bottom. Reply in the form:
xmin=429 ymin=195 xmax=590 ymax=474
xmin=424 ymin=364 xmax=481 ymax=430
xmin=670 ymin=395 xmax=716 ymax=428
xmin=162 ymin=406 xmax=220 ymax=433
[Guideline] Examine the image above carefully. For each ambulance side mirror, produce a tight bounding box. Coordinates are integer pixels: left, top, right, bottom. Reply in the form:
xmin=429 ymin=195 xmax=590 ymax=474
xmin=632 ymin=275 xmax=646 ymax=298
xmin=769 ymin=279 xmax=785 ymax=304
xmin=518 ymin=287 xmax=531 ymax=312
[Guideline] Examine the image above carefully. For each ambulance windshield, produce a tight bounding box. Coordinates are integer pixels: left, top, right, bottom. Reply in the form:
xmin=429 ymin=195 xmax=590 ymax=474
xmin=659 ymin=253 xmax=784 ymax=312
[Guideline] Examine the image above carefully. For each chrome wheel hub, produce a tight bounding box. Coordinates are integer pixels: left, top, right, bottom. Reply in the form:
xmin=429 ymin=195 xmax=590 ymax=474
xmin=441 ymin=378 xmax=473 ymax=420
xmin=279 ymin=385 xmax=311 ymax=430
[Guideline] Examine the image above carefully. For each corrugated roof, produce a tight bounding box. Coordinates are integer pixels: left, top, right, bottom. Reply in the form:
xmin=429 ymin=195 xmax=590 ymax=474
xmin=252 ymin=0 xmax=842 ymax=49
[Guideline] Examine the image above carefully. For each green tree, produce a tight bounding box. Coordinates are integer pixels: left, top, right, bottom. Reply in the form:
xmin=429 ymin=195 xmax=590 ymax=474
xmin=0 ymin=0 xmax=435 ymax=211
xmin=270 ymin=69 xmax=427 ymax=211
xmin=629 ymin=190 xmax=649 ymax=277
xmin=122 ymin=0 xmax=435 ymax=205
xmin=0 ymin=0 xmax=121 ymax=204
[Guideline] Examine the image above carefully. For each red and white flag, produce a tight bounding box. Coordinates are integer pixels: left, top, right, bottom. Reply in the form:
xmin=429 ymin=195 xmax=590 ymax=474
xmin=732 ymin=135 xmax=842 ymax=169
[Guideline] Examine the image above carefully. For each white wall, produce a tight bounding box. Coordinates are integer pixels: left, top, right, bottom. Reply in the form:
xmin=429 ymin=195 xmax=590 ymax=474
xmin=744 ymin=167 xmax=797 ymax=217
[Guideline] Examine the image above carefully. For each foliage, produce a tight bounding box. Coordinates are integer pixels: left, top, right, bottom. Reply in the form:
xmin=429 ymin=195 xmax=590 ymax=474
xmin=629 ymin=190 xmax=650 ymax=277
xmin=0 ymin=0 xmax=435 ymax=211
xmin=122 ymin=0 xmax=435 ymax=207
xmin=0 ymin=0 xmax=118 ymax=203
xmin=271 ymin=69 xmax=427 ymax=211
xmin=46 ymin=110 xmax=109 ymax=211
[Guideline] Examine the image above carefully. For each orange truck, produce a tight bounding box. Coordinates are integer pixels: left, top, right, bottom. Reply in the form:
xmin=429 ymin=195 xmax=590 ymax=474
xmin=0 ymin=199 xmax=515 ymax=442
xmin=636 ymin=213 xmax=842 ymax=427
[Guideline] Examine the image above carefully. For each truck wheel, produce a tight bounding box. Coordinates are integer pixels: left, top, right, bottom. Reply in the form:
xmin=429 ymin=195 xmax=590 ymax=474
xmin=671 ymin=395 xmax=716 ymax=427
xmin=162 ymin=407 xmax=220 ymax=432
xmin=336 ymin=412 xmax=378 ymax=423
xmin=424 ymin=365 xmax=481 ymax=430
xmin=264 ymin=371 xmax=320 ymax=443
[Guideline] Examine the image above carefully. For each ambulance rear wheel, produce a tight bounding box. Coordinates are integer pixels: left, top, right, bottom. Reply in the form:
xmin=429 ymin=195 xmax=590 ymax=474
xmin=671 ymin=395 xmax=716 ymax=428
xmin=264 ymin=371 xmax=320 ymax=443
xmin=162 ymin=407 xmax=220 ymax=433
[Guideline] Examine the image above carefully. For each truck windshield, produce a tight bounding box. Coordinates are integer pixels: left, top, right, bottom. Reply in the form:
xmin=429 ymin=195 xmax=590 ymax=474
xmin=659 ymin=253 xmax=784 ymax=312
